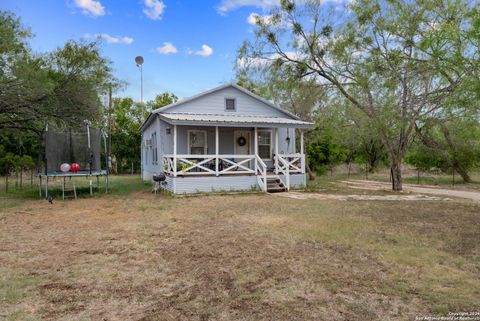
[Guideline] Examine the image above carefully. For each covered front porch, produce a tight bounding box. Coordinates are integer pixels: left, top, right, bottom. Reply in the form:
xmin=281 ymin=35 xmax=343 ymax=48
xmin=162 ymin=125 xmax=306 ymax=192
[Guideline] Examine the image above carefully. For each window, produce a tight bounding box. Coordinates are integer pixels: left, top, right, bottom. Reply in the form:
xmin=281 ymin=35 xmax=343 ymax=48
xmin=166 ymin=128 xmax=171 ymax=134
xmin=144 ymin=145 xmax=148 ymax=164
xmin=188 ymin=130 xmax=207 ymax=155
xmin=151 ymin=132 xmax=158 ymax=165
xmin=257 ymin=130 xmax=272 ymax=159
xmin=225 ymin=98 xmax=236 ymax=111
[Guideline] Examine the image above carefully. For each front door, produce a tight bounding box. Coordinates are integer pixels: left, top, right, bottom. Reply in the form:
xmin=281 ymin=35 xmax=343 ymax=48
xmin=234 ymin=130 xmax=252 ymax=171
xmin=234 ymin=130 xmax=250 ymax=155
xmin=188 ymin=130 xmax=207 ymax=155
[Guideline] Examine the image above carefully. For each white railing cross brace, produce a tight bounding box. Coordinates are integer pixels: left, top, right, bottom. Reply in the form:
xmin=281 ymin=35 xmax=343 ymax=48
xmin=178 ymin=157 xmax=215 ymax=174
xmin=220 ymin=157 xmax=254 ymax=173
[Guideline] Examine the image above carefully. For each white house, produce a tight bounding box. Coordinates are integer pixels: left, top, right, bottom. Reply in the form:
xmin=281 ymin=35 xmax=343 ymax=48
xmin=140 ymin=83 xmax=313 ymax=194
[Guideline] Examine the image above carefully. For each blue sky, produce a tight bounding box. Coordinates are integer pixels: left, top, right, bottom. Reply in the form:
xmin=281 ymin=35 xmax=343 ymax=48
xmin=1 ymin=0 xmax=283 ymax=100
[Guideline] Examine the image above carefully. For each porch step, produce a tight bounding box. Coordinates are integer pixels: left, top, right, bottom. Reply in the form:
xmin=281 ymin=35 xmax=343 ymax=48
xmin=266 ymin=175 xmax=287 ymax=193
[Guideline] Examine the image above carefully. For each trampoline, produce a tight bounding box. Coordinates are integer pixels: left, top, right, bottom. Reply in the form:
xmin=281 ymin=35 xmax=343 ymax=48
xmin=37 ymin=123 xmax=110 ymax=200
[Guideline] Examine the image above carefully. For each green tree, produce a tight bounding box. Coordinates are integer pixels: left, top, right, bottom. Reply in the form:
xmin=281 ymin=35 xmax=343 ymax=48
xmin=299 ymin=92 xmax=387 ymax=175
xmin=0 ymin=129 xmax=40 ymax=164
xmin=0 ymin=11 xmax=31 ymax=70
xmin=413 ymin=115 xmax=480 ymax=181
xmin=16 ymin=155 xmax=35 ymax=188
xmin=306 ymin=131 xmax=348 ymax=175
xmin=148 ymin=92 xmax=178 ymax=110
xmin=45 ymin=39 xmax=116 ymax=128
xmin=110 ymin=98 xmax=145 ymax=173
xmin=110 ymin=92 xmax=177 ymax=173
xmin=0 ymin=11 xmax=117 ymax=133
xmin=0 ymin=149 xmax=16 ymax=192
xmin=405 ymin=142 xmax=446 ymax=172
xmin=239 ymin=0 xmax=478 ymax=190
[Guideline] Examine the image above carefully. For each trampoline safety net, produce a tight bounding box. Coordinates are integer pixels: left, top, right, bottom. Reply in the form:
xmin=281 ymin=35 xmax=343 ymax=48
xmin=45 ymin=127 xmax=102 ymax=173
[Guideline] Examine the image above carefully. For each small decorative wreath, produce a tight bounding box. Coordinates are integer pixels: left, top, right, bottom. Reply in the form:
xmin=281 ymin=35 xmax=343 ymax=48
xmin=237 ymin=136 xmax=247 ymax=146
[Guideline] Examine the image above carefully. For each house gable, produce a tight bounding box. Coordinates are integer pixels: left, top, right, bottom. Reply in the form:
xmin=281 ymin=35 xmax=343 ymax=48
xmin=158 ymin=84 xmax=297 ymax=119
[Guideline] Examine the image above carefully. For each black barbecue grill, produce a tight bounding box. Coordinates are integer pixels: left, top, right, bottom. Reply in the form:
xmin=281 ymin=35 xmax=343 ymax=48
xmin=152 ymin=172 xmax=167 ymax=194
xmin=153 ymin=173 xmax=166 ymax=182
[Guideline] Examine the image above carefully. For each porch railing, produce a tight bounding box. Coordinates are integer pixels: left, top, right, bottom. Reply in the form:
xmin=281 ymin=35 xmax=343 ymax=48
xmin=276 ymin=153 xmax=305 ymax=174
xmin=275 ymin=155 xmax=290 ymax=190
xmin=162 ymin=153 xmax=305 ymax=190
xmin=255 ymin=154 xmax=267 ymax=192
xmin=163 ymin=154 xmax=256 ymax=176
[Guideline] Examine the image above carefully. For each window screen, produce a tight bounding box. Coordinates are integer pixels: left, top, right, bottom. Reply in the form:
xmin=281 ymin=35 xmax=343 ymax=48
xmin=189 ymin=131 xmax=207 ymax=155
xmin=144 ymin=145 xmax=148 ymax=164
xmin=258 ymin=131 xmax=271 ymax=159
xmin=225 ymin=98 xmax=236 ymax=111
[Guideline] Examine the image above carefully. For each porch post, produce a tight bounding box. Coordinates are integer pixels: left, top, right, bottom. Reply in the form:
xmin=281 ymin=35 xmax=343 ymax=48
xmin=275 ymin=127 xmax=279 ymax=174
xmin=215 ymin=126 xmax=219 ymax=176
xmin=254 ymin=127 xmax=258 ymax=173
xmin=300 ymin=129 xmax=305 ymax=174
xmin=173 ymin=124 xmax=177 ymax=177
xmin=300 ymin=129 xmax=304 ymax=155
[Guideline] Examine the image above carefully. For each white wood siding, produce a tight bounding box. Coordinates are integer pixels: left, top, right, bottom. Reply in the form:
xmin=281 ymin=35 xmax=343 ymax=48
xmin=142 ymin=118 xmax=174 ymax=180
xmin=162 ymin=87 xmax=287 ymax=118
xmin=162 ymin=173 xmax=306 ymax=194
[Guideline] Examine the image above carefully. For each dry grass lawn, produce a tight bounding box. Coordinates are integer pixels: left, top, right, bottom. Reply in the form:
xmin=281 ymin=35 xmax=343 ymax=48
xmin=1 ymin=186 xmax=479 ymax=320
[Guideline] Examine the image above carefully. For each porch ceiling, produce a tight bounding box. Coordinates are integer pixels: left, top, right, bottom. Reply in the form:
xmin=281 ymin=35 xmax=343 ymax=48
xmin=158 ymin=112 xmax=313 ymax=129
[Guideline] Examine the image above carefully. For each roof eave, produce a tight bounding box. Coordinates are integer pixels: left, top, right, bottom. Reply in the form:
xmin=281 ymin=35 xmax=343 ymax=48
xmin=140 ymin=113 xmax=156 ymax=132
xmin=158 ymin=115 xmax=313 ymax=129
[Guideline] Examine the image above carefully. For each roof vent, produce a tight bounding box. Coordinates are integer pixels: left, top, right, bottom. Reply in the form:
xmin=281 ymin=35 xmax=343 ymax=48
xmin=225 ymin=98 xmax=236 ymax=111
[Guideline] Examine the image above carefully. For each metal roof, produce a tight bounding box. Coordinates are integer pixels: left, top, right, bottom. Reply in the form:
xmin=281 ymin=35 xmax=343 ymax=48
xmin=158 ymin=112 xmax=313 ymax=128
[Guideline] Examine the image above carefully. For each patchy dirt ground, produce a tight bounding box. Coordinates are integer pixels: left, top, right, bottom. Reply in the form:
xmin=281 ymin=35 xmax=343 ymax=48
xmin=1 ymin=192 xmax=479 ymax=321
xmin=275 ymin=191 xmax=450 ymax=201
xmin=340 ymin=180 xmax=480 ymax=201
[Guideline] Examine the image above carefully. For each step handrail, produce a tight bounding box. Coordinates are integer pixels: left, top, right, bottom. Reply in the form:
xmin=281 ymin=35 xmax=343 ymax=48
xmin=275 ymin=155 xmax=290 ymax=190
xmin=255 ymin=154 xmax=267 ymax=192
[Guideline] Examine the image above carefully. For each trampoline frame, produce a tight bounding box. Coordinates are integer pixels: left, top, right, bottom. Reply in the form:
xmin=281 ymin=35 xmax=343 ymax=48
xmin=37 ymin=170 xmax=108 ymax=200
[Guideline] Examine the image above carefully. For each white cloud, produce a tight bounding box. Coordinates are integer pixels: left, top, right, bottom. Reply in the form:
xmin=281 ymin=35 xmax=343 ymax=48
xmin=217 ymin=0 xmax=279 ymax=14
xmin=247 ymin=12 xmax=274 ymax=25
xmin=195 ymin=44 xmax=213 ymax=57
xmin=74 ymin=0 xmax=105 ymax=16
xmin=87 ymin=33 xmax=134 ymax=44
xmin=143 ymin=0 xmax=165 ymax=20
xmin=217 ymin=0 xmax=346 ymax=14
xmin=156 ymin=42 xmax=177 ymax=55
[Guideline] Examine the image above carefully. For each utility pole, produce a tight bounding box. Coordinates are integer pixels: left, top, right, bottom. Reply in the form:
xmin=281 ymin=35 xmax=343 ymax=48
xmin=108 ymin=85 xmax=112 ymax=174
xmin=139 ymin=64 xmax=143 ymax=103
xmin=135 ymin=56 xmax=145 ymax=119
xmin=135 ymin=56 xmax=145 ymax=179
